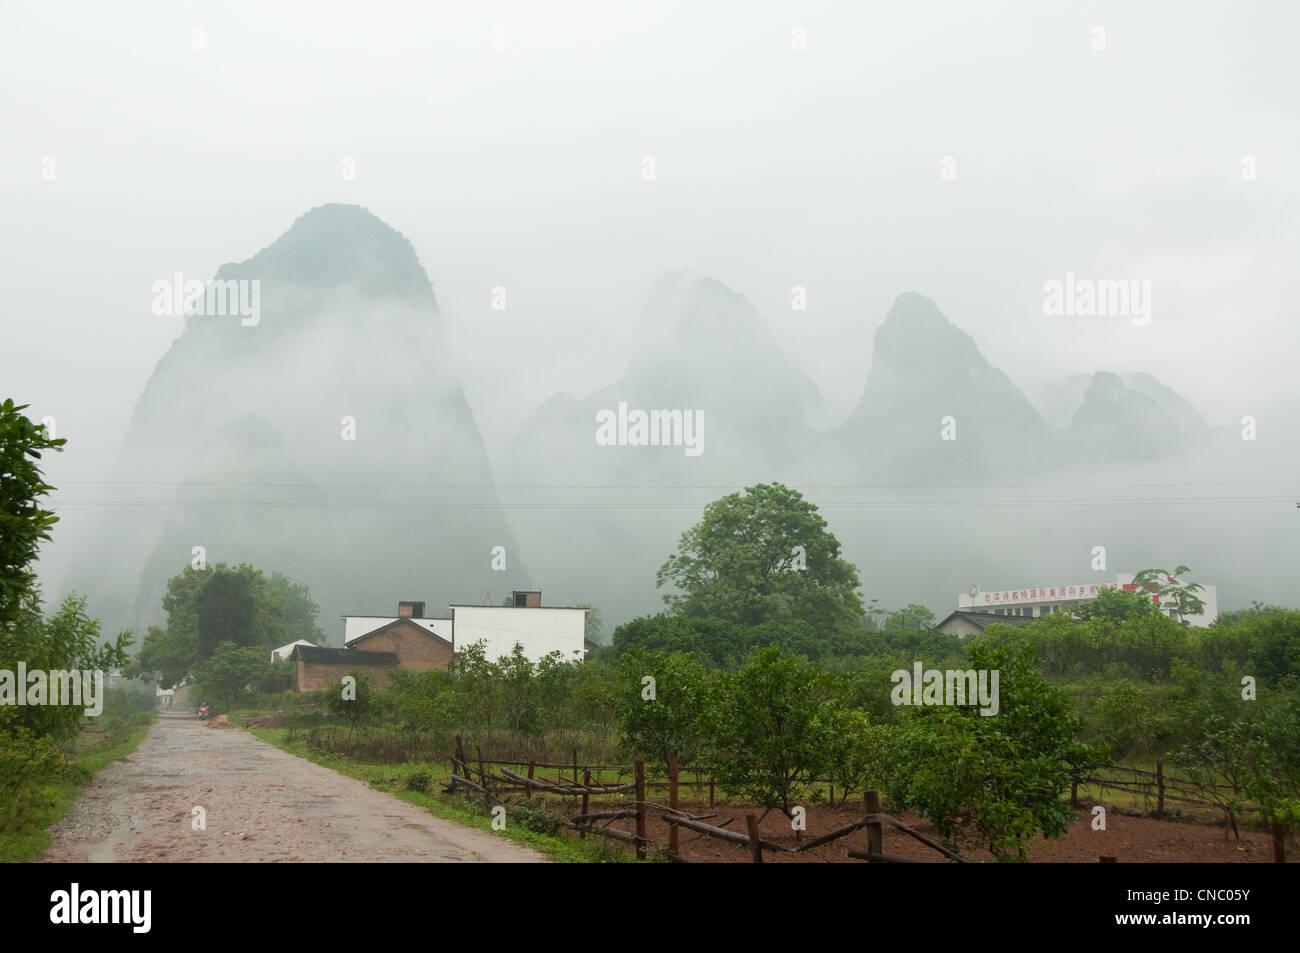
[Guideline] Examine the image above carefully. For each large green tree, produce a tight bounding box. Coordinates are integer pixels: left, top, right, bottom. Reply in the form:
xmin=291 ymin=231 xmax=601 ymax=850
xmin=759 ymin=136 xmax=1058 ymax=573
xmin=656 ymin=483 xmax=864 ymax=634
xmin=132 ymin=563 xmax=325 ymax=688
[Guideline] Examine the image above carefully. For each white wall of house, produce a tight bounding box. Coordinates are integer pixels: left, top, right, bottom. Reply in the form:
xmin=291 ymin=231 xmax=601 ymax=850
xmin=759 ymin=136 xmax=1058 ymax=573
xmin=271 ymin=639 xmax=314 ymax=662
xmin=342 ymin=616 xmax=451 ymax=645
xmin=450 ymin=606 xmax=587 ymax=663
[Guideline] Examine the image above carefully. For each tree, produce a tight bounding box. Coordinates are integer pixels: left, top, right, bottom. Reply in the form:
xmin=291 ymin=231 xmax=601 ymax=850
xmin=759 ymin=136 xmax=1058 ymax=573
xmin=611 ymin=614 xmax=749 ymax=668
xmin=1133 ymin=566 xmax=1206 ymax=626
xmin=0 ymin=588 xmax=132 ymax=741
xmin=325 ymin=670 xmax=380 ymax=734
xmin=449 ymin=641 xmax=500 ymax=744
xmin=189 ymin=641 xmax=269 ymax=712
xmin=882 ymin=604 xmax=936 ymax=632
xmin=656 ymin=483 xmax=864 ymax=634
xmin=574 ymin=604 xmax=605 ymax=646
xmin=196 ymin=568 xmax=258 ymax=656
xmin=1073 ymin=586 xmax=1160 ymax=626
xmin=885 ymin=641 xmax=1105 ymax=860
xmin=0 ymin=399 xmax=65 ymax=632
xmin=132 ymin=563 xmax=325 ymax=687
xmin=615 ymin=649 xmax=710 ymax=772
xmin=703 ymin=644 xmax=845 ymax=820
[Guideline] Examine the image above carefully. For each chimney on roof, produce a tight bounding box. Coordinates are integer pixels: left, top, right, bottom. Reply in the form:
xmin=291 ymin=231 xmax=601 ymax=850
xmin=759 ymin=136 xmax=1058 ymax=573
xmin=512 ymin=590 xmax=542 ymax=608
xmin=398 ymin=601 xmax=426 ymax=619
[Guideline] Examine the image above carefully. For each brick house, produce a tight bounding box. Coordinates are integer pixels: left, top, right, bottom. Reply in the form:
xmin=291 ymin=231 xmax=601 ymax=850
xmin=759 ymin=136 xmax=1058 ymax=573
xmin=345 ymin=617 xmax=453 ymax=672
xmin=291 ymin=644 xmax=400 ymax=692
xmin=291 ymin=603 xmax=455 ymax=692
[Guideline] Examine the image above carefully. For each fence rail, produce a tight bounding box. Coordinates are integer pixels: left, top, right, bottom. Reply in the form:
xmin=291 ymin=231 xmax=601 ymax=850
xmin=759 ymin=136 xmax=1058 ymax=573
xmin=447 ymin=738 xmax=962 ymax=863
xmin=446 ymin=740 xmax=1288 ymax=863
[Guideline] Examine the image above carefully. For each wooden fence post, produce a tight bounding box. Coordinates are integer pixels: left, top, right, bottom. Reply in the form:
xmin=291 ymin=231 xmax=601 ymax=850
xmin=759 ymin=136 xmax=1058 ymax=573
xmin=1155 ymin=761 xmax=1165 ymax=818
xmin=667 ymin=756 xmax=679 ymax=857
xmin=746 ymin=814 xmax=763 ymax=863
xmin=865 ymin=790 xmax=882 ymax=861
xmin=1273 ymin=823 xmax=1286 ymax=864
xmin=476 ymin=745 xmax=486 ymax=788
xmin=573 ymin=747 xmax=579 ymax=785
xmin=581 ymin=770 xmax=591 ymax=839
xmin=455 ymin=736 xmax=471 ymax=780
xmin=634 ymin=759 xmax=647 ymax=860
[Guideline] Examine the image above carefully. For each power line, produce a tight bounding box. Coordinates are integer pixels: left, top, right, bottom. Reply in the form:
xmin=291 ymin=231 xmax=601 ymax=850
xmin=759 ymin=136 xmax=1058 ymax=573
xmin=48 ymin=479 xmax=1300 ymax=490
xmin=46 ymin=496 xmax=1296 ymax=510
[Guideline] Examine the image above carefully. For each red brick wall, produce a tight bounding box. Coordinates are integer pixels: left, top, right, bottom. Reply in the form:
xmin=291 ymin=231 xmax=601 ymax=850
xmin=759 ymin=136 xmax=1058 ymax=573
xmin=352 ymin=620 xmax=452 ymax=672
xmin=294 ymin=659 xmax=397 ymax=692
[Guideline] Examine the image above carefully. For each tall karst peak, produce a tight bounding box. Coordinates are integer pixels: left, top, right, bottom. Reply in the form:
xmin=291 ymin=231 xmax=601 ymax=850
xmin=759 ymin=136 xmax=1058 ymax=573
xmin=215 ymin=203 xmax=436 ymax=303
xmin=873 ymin=291 xmax=986 ymax=376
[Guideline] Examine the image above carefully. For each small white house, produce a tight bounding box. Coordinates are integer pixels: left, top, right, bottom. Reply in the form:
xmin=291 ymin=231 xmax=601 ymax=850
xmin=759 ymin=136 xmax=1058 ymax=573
xmin=271 ymin=639 xmax=315 ymax=663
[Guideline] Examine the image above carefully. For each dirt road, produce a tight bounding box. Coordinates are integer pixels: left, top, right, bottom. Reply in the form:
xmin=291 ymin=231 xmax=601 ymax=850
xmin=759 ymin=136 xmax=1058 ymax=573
xmin=40 ymin=714 xmax=544 ymax=863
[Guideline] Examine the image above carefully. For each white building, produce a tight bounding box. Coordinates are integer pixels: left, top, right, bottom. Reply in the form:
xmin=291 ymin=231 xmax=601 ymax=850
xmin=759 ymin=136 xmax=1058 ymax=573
xmin=341 ymin=593 xmax=588 ymax=664
xmin=450 ymin=591 xmax=589 ymax=664
xmin=342 ymin=601 xmax=452 ymax=647
xmin=952 ymin=572 xmax=1218 ymax=627
xmin=271 ymin=639 xmax=315 ymax=662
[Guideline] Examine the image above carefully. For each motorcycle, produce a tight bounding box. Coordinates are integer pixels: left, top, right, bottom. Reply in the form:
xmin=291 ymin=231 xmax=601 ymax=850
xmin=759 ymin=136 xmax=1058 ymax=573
xmin=197 ymin=703 xmax=210 ymax=720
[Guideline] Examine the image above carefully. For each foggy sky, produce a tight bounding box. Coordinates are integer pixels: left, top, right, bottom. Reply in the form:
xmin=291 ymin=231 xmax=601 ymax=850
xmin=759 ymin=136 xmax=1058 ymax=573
xmin=3 ymin=1 xmax=1298 ymax=616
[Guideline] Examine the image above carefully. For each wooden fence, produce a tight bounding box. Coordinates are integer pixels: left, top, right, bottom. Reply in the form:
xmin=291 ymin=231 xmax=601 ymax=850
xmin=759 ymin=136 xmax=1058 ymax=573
xmin=446 ymin=737 xmax=963 ymax=863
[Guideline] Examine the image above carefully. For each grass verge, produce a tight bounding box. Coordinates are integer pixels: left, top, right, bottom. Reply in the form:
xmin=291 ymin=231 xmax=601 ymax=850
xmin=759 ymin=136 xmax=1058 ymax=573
xmin=245 ymin=726 xmax=633 ymax=863
xmin=0 ymin=720 xmax=154 ymax=863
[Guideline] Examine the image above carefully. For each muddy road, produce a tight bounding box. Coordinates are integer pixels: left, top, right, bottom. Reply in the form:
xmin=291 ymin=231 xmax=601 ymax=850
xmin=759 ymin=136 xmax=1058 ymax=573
xmin=41 ymin=714 xmax=543 ymax=863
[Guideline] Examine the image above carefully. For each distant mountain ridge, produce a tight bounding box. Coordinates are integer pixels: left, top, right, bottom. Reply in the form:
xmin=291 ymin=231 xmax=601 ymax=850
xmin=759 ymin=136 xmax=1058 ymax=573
xmin=62 ymin=204 xmax=528 ymax=642
xmin=54 ymin=205 xmax=1251 ymax=645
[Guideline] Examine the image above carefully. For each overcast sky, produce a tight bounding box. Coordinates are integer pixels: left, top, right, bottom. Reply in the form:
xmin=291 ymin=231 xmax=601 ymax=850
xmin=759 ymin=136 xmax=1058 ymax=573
xmin=3 ymin=0 xmax=1297 ymax=475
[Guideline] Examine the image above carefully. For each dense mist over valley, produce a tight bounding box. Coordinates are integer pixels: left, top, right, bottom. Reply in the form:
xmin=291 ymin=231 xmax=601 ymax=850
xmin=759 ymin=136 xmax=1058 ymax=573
xmin=5 ymin=1 xmax=1297 ymax=648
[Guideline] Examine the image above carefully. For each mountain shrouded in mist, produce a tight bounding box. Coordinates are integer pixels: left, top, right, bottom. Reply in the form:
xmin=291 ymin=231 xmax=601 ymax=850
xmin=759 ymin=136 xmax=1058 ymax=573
xmin=52 ymin=209 xmax=1280 ymax=641
xmin=498 ymin=273 xmax=829 ymax=621
xmin=62 ymin=204 xmax=528 ymax=642
xmin=828 ymin=291 xmax=1048 ymax=480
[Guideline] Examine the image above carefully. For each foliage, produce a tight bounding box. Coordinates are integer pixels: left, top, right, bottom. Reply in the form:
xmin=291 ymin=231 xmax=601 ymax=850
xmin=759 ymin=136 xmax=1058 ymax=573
xmin=511 ymin=799 xmax=562 ymax=835
xmin=883 ymin=604 xmax=936 ymax=632
xmin=1132 ymin=566 xmax=1206 ymax=626
xmin=885 ymin=641 xmax=1105 ymax=861
xmin=132 ymin=562 xmax=325 ymax=687
xmin=0 ymin=589 xmax=132 ymax=741
xmin=324 ymin=670 xmax=381 ymax=733
xmin=703 ymin=644 xmax=846 ymax=818
xmin=656 ymin=482 xmax=864 ymax=635
xmin=190 ymin=641 xmax=272 ymax=712
xmin=614 ymin=649 xmax=709 ymax=770
xmin=0 ymin=399 xmax=65 ymax=631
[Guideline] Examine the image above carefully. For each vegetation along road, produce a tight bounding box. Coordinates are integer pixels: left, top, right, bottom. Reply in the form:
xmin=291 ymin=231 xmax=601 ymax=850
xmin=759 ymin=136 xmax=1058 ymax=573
xmin=40 ymin=713 xmax=543 ymax=863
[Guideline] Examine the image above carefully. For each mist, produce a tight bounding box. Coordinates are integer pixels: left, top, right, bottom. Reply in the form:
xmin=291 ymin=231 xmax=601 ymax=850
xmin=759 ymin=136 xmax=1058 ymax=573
xmin=3 ymin=0 xmax=1298 ymax=643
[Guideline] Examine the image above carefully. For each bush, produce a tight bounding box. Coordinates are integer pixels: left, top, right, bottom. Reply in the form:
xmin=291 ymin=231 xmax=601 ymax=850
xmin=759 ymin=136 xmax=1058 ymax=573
xmin=510 ymin=799 xmax=562 ymax=835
